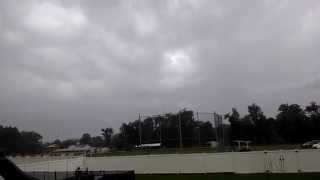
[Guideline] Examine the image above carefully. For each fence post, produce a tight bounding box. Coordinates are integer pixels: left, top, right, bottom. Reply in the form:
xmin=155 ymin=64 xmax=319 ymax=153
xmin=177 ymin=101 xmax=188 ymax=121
xmin=231 ymin=152 xmax=236 ymax=173
xmin=296 ymin=150 xmax=301 ymax=172
xmin=47 ymin=161 xmax=50 ymax=172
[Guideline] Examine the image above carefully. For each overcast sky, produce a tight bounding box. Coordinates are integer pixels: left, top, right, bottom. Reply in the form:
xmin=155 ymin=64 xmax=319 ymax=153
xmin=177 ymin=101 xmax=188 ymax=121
xmin=1 ymin=0 xmax=320 ymax=141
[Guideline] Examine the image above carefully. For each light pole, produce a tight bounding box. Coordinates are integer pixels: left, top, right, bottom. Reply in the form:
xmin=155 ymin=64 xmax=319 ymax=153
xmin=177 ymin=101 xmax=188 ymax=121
xmin=178 ymin=112 xmax=183 ymax=149
xmin=139 ymin=113 xmax=142 ymax=145
xmin=159 ymin=117 xmax=162 ymax=146
xmin=197 ymin=126 xmax=201 ymax=146
xmin=196 ymin=112 xmax=200 ymax=146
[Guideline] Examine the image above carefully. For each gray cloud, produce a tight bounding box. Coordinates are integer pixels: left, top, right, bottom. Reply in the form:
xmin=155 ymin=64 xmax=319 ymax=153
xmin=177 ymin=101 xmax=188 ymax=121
xmin=1 ymin=0 xmax=320 ymax=141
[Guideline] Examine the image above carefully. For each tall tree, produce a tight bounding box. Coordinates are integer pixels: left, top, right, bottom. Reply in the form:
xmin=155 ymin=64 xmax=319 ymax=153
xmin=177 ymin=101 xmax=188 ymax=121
xmin=196 ymin=121 xmax=215 ymax=145
xmin=225 ymin=108 xmax=241 ymax=141
xmin=79 ymin=133 xmax=91 ymax=145
xmin=61 ymin=139 xmax=78 ymax=148
xmin=101 ymin=128 xmax=113 ymax=146
xmin=20 ymin=131 xmax=43 ymax=154
xmin=247 ymin=103 xmax=266 ymax=125
xmin=180 ymin=109 xmax=196 ymax=146
xmin=0 ymin=126 xmax=22 ymax=154
xmin=0 ymin=125 xmax=44 ymax=154
xmin=52 ymin=139 xmax=62 ymax=147
xmin=305 ymin=102 xmax=320 ymax=139
xmin=90 ymin=136 xmax=104 ymax=147
xmin=246 ymin=103 xmax=274 ymax=144
xmin=277 ymin=104 xmax=308 ymax=143
xmin=141 ymin=117 xmax=156 ymax=143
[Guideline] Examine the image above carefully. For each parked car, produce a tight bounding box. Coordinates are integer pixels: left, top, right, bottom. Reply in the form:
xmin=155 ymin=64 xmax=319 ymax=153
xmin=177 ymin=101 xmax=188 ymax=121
xmin=301 ymin=140 xmax=320 ymax=149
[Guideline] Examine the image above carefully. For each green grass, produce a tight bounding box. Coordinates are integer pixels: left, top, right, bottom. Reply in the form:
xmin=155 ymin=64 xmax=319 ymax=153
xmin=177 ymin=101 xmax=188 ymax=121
xmin=91 ymin=144 xmax=302 ymax=157
xmin=136 ymin=173 xmax=320 ymax=180
xmin=250 ymin=144 xmax=301 ymax=151
xmin=91 ymin=147 xmax=221 ymax=157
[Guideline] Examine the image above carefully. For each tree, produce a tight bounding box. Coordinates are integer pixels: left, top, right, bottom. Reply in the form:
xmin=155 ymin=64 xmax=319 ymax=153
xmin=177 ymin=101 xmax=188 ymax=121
xmin=161 ymin=110 xmax=196 ymax=147
xmin=305 ymin=102 xmax=320 ymax=139
xmin=0 ymin=126 xmax=22 ymax=154
xmin=61 ymin=139 xmax=78 ymax=148
xmin=162 ymin=113 xmax=180 ymax=147
xmin=225 ymin=108 xmax=241 ymax=141
xmin=246 ymin=103 xmax=276 ymax=144
xmin=196 ymin=121 xmax=215 ymax=145
xmin=141 ymin=117 xmax=156 ymax=144
xmin=111 ymin=133 xmax=128 ymax=150
xmin=239 ymin=115 xmax=255 ymax=141
xmin=247 ymin=103 xmax=266 ymax=125
xmin=225 ymin=104 xmax=277 ymax=144
xmin=112 ymin=109 xmax=221 ymax=148
xmin=119 ymin=122 xmax=139 ymax=147
xmin=101 ymin=128 xmax=113 ymax=146
xmin=0 ymin=125 xmax=44 ymax=154
xmin=276 ymin=104 xmax=309 ymax=143
xmin=52 ymin=139 xmax=62 ymax=147
xmin=20 ymin=131 xmax=43 ymax=154
xmin=90 ymin=136 xmax=104 ymax=147
xmin=80 ymin=133 xmax=91 ymax=145
xmin=180 ymin=110 xmax=196 ymax=146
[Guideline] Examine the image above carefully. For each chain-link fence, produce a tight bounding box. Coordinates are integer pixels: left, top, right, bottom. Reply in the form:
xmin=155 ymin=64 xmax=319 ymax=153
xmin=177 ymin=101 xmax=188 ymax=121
xmin=137 ymin=111 xmax=224 ymax=148
xmin=26 ymin=171 xmax=135 ymax=180
xmin=17 ymin=157 xmax=85 ymax=172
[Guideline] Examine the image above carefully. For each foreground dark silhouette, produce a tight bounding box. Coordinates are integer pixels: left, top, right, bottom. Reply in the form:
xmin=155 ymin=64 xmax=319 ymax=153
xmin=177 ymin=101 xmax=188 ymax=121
xmin=0 ymin=150 xmax=135 ymax=180
xmin=0 ymin=153 xmax=38 ymax=180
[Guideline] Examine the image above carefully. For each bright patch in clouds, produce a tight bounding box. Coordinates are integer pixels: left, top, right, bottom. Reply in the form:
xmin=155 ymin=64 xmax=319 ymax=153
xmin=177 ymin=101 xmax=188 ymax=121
xmin=161 ymin=49 xmax=196 ymax=88
xmin=164 ymin=49 xmax=194 ymax=74
xmin=25 ymin=2 xmax=86 ymax=34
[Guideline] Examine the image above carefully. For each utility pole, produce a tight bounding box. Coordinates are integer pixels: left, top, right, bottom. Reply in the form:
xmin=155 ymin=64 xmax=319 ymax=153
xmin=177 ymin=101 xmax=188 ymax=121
xmin=213 ymin=112 xmax=219 ymax=144
xmin=178 ymin=112 xmax=183 ymax=149
xmin=221 ymin=114 xmax=225 ymax=150
xmin=139 ymin=113 xmax=142 ymax=145
xmin=159 ymin=116 xmax=162 ymax=146
xmin=196 ymin=112 xmax=200 ymax=146
xmin=198 ymin=127 xmax=201 ymax=146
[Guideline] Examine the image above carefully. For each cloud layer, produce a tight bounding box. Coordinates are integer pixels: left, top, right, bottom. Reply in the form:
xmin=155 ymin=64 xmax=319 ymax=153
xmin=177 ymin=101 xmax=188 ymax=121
xmin=1 ymin=0 xmax=320 ymax=140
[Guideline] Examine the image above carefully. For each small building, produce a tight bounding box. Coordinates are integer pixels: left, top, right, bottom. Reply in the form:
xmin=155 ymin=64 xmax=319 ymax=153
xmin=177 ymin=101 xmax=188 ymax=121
xmin=47 ymin=144 xmax=60 ymax=152
xmin=135 ymin=143 xmax=161 ymax=149
xmin=94 ymin=147 xmax=110 ymax=154
xmin=50 ymin=145 xmax=95 ymax=157
xmin=233 ymin=140 xmax=251 ymax=151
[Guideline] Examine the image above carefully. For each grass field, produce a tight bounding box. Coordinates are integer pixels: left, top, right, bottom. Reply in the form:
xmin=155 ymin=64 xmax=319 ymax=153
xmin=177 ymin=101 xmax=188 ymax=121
xmin=136 ymin=173 xmax=320 ymax=180
xmin=92 ymin=147 xmax=220 ymax=157
xmin=92 ymin=144 xmax=301 ymax=157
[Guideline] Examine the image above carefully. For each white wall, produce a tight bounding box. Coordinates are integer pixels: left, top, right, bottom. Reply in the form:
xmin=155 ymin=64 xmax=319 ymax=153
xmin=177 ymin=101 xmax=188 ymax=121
xmin=17 ymin=157 xmax=85 ymax=172
xmin=17 ymin=149 xmax=320 ymax=174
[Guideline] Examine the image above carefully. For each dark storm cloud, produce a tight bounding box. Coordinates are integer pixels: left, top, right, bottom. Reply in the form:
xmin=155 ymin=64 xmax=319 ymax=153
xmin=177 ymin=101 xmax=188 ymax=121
xmin=1 ymin=0 xmax=320 ymax=140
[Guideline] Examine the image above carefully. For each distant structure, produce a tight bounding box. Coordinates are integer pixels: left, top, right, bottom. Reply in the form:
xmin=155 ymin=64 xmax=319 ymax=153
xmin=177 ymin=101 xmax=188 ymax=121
xmin=135 ymin=143 xmax=161 ymax=149
xmin=50 ymin=145 xmax=97 ymax=156
xmin=46 ymin=144 xmax=60 ymax=152
xmin=208 ymin=141 xmax=219 ymax=148
xmin=233 ymin=140 xmax=251 ymax=151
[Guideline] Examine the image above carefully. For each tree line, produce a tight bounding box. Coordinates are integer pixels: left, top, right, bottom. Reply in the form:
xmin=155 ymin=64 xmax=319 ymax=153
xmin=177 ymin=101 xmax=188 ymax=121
xmin=226 ymin=102 xmax=320 ymax=144
xmin=70 ymin=101 xmax=320 ymax=149
xmin=0 ymin=126 xmax=42 ymax=154
xmin=1 ymin=101 xmax=320 ymax=154
xmin=48 ymin=110 xmax=216 ymax=150
xmin=107 ymin=102 xmax=320 ymax=149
